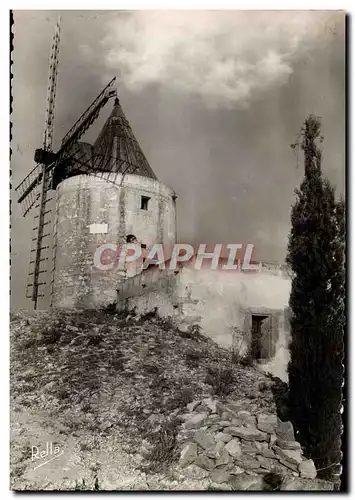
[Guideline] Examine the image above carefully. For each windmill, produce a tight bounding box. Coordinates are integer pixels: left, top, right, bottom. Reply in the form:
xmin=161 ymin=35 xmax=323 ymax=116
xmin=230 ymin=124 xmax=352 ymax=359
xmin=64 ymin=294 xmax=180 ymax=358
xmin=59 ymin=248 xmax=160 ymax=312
xmin=15 ymin=18 xmax=117 ymax=309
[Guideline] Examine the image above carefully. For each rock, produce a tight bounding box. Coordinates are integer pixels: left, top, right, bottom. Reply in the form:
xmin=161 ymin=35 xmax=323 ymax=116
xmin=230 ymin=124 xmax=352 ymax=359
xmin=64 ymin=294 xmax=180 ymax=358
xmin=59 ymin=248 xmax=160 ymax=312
xmin=225 ymin=426 xmax=268 ymax=441
xmin=218 ymin=420 xmax=232 ymax=427
xmin=276 ymin=438 xmax=301 ymax=450
xmin=235 ymin=455 xmax=261 ymax=471
xmin=221 ymin=412 xmax=233 ymax=421
xmin=194 ymin=455 xmax=215 ymax=471
xmin=247 ymin=481 xmax=271 ymax=491
xmin=254 ymin=442 xmax=276 ymax=458
xmin=180 ymin=413 xmax=195 ymax=421
xmin=274 ymin=446 xmax=302 ymax=466
xmin=195 ymin=404 xmax=211 ymax=413
xmin=230 ymin=465 xmax=245 ymax=475
xmin=255 ymin=441 xmax=268 ymax=453
xmin=252 ymin=441 xmax=271 ymax=455
xmin=193 ymin=429 xmax=215 ymax=450
xmin=281 ymin=477 xmax=334 ymax=491
xmin=209 ymin=481 xmax=233 ymax=491
xmin=215 ymin=449 xmax=232 ymax=466
xmin=187 ymin=400 xmax=200 ymax=412
xmin=205 ymin=448 xmax=217 ymax=459
xmin=180 ymin=443 xmax=198 ymax=466
xmin=203 ymin=398 xmax=218 ymax=413
xmin=256 ymin=455 xmax=281 ymax=471
xmin=299 ymin=459 xmax=317 ymax=479
xmin=215 ymin=441 xmax=225 ymax=456
xmin=208 ymin=424 xmax=221 ymax=433
xmin=184 ymin=412 xmax=208 ymax=429
xmin=237 ymin=411 xmax=257 ymax=427
xmin=224 ymin=439 xmax=242 ymax=458
xmin=269 ymin=433 xmax=277 ymax=446
xmin=205 ymin=414 xmax=220 ymax=425
xmin=230 ymin=473 xmax=265 ymax=491
xmin=215 ymin=432 xmax=232 ymax=443
xmin=276 ymin=421 xmax=295 ymax=441
xmin=262 ymin=448 xmax=276 ymax=459
xmin=176 ymin=479 xmax=210 ymax=490
xmin=183 ymin=464 xmax=209 ymax=480
xmin=178 ymin=429 xmax=196 ymax=442
xmin=241 ymin=439 xmax=258 ymax=450
xmin=178 ymin=324 xmax=190 ymax=334
xmin=43 ymin=381 xmax=56 ymax=392
xmin=215 ymin=401 xmax=225 ymax=415
xmin=210 ymin=466 xmax=232 ymax=484
xmin=230 ymin=418 xmax=244 ymax=427
xmin=257 ymin=414 xmax=278 ymax=433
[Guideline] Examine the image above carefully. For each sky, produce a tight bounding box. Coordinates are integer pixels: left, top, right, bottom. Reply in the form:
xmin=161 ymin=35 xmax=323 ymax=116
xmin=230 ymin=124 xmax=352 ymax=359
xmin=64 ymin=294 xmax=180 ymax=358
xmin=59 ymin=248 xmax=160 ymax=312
xmin=11 ymin=10 xmax=346 ymax=309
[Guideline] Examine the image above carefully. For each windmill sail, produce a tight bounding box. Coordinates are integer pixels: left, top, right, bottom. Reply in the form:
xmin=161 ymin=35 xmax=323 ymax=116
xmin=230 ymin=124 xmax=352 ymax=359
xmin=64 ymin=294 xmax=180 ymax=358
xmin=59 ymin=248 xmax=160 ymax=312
xmin=14 ymin=16 xmax=118 ymax=308
xmin=23 ymin=17 xmax=61 ymax=307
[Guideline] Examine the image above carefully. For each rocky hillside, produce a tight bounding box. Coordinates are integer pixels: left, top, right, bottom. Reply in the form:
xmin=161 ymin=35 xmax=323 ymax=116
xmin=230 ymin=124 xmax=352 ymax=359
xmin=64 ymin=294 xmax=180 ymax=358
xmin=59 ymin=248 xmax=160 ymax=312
xmin=10 ymin=308 xmax=333 ymax=491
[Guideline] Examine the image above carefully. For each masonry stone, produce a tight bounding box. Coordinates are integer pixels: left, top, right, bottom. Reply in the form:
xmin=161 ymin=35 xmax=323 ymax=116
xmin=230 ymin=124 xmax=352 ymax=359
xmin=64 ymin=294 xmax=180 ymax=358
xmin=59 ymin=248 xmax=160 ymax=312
xmin=225 ymin=426 xmax=268 ymax=441
xmin=184 ymin=413 xmax=208 ymax=430
xmin=299 ymin=459 xmax=317 ymax=479
xmin=180 ymin=443 xmax=198 ymax=466
xmin=193 ymin=429 xmax=215 ymax=450
xmin=224 ymin=439 xmax=242 ymax=458
xmin=276 ymin=421 xmax=295 ymax=441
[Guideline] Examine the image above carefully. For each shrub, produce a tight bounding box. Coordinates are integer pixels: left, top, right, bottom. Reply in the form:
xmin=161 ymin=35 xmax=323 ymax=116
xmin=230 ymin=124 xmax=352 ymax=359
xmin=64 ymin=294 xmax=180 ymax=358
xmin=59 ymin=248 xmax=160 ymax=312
xmin=141 ymin=308 xmax=158 ymax=321
xmin=142 ymin=362 xmax=161 ymax=375
xmin=142 ymin=418 xmax=180 ymax=472
xmin=185 ymin=348 xmax=203 ymax=366
xmin=164 ymin=386 xmax=195 ymax=411
xmin=87 ymin=334 xmax=103 ymax=346
xmin=237 ymin=341 xmax=254 ymax=367
xmin=101 ymin=302 xmax=117 ymax=314
xmin=267 ymin=374 xmax=290 ymax=421
xmin=158 ymin=316 xmax=176 ymax=332
xmin=205 ymin=365 xmax=234 ymax=395
xmin=179 ymin=323 xmax=203 ymax=340
xmin=39 ymin=323 xmax=62 ymax=345
xmin=240 ymin=350 xmax=254 ymax=367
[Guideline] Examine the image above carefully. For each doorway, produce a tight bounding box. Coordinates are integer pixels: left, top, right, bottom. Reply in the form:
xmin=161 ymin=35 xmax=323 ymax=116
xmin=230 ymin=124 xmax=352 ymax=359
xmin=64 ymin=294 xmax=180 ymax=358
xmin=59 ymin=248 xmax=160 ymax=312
xmin=251 ymin=314 xmax=269 ymax=360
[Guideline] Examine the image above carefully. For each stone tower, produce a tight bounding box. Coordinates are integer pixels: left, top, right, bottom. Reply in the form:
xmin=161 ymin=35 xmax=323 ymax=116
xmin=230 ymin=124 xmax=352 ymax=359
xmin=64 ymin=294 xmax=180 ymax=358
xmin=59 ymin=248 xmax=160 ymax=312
xmin=51 ymin=98 xmax=177 ymax=309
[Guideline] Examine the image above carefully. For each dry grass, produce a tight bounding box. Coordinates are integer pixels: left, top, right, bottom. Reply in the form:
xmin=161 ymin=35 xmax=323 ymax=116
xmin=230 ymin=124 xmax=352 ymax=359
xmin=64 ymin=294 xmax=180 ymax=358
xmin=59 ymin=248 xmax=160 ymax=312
xmin=204 ymin=364 xmax=235 ymax=396
xmin=142 ymin=417 xmax=180 ymax=473
xmin=10 ymin=308 xmax=276 ymax=477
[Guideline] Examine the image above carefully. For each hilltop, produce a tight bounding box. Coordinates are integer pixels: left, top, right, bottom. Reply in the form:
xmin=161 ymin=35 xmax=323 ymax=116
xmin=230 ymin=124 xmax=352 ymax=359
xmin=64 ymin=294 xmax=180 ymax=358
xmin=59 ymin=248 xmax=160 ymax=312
xmin=10 ymin=308 xmax=331 ymax=491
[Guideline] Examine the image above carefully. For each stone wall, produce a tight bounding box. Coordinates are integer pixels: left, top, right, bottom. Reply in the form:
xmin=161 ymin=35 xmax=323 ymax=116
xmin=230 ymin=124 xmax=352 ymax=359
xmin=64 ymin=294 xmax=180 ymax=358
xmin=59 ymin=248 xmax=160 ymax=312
xmin=117 ymin=262 xmax=292 ymax=380
xmin=174 ymin=397 xmax=333 ymax=491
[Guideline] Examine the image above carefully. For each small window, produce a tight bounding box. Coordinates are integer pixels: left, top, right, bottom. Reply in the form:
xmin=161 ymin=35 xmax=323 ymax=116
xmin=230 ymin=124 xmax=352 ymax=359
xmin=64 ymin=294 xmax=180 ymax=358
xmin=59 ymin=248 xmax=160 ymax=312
xmin=126 ymin=234 xmax=137 ymax=243
xmin=141 ymin=196 xmax=150 ymax=210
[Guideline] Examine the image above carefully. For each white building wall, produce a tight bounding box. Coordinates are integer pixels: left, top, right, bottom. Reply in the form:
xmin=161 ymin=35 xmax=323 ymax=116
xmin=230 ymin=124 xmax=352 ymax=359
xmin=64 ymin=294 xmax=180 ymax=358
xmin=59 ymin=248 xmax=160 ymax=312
xmin=116 ymin=263 xmax=292 ymax=381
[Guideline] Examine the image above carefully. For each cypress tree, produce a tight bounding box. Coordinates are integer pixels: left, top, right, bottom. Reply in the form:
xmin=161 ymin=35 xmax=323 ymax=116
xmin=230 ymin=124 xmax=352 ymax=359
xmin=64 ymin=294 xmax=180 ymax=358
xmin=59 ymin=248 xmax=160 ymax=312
xmin=286 ymin=115 xmax=345 ymax=488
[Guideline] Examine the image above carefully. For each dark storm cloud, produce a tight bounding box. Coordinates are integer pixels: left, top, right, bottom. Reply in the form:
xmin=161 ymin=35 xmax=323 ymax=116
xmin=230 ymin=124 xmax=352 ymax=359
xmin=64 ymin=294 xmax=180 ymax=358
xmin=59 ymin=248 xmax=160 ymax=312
xmin=11 ymin=10 xmax=345 ymax=309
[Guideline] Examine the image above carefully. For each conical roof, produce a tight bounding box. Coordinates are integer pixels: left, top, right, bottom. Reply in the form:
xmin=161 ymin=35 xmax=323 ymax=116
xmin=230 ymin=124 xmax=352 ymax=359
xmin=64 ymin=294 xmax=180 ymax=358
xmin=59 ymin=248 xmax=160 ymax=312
xmin=92 ymin=98 xmax=157 ymax=180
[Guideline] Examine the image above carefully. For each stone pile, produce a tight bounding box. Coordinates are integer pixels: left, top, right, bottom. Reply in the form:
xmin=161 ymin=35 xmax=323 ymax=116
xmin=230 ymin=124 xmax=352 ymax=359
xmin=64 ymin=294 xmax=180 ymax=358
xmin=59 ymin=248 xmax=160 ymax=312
xmin=176 ymin=398 xmax=333 ymax=491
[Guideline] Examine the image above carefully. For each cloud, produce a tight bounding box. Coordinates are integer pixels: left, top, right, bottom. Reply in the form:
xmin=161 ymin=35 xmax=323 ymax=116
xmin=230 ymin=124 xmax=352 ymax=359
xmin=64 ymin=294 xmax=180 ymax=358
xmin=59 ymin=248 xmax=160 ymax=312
xmin=100 ymin=10 xmax=339 ymax=108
